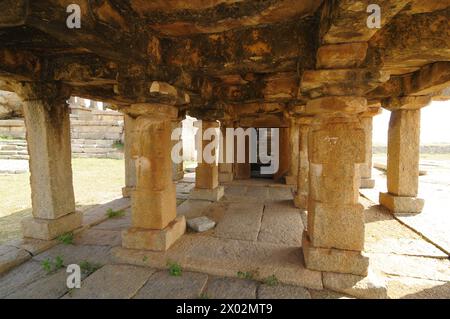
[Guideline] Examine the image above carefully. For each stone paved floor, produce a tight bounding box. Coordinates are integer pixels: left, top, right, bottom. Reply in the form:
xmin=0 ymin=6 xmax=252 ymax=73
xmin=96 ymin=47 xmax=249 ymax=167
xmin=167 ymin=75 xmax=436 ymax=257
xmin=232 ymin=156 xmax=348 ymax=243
xmin=0 ymin=159 xmax=28 ymax=174
xmin=0 ymin=179 xmax=449 ymax=299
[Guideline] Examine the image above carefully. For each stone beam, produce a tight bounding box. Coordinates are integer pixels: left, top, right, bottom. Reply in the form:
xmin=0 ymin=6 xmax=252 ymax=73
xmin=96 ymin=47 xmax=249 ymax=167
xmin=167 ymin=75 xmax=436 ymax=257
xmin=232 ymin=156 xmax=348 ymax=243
xmin=164 ymin=17 xmax=318 ymax=75
xmin=0 ymin=49 xmax=42 ymax=81
xmin=137 ymin=0 xmax=322 ymax=36
xmin=0 ymin=0 xmax=27 ymax=27
xmin=320 ymin=0 xmax=410 ymax=44
xmin=368 ymin=62 xmax=450 ymax=99
xmin=25 ymin=0 xmax=157 ymax=63
xmin=369 ymin=7 xmax=450 ymax=75
xmin=212 ymin=72 xmax=301 ymax=103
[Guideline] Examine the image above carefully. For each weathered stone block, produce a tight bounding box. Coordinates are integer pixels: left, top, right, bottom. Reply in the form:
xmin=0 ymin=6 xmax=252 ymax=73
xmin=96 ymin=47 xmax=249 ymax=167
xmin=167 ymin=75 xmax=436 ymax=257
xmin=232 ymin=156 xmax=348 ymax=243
xmin=218 ymin=172 xmax=233 ymax=183
xmin=195 ymin=164 xmax=219 ymax=189
xmin=302 ymin=232 xmax=369 ymax=276
xmin=0 ymin=246 xmax=31 ymax=275
xmin=190 ymin=186 xmax=224 ymax=202
xmin=379 ymin=192 xmax=424 ymax=214
xmin=187 ymin=216 xmax=216 ymax=232
xmin=22 ymin=211 xmax=83 ymax=241
xmin=307 ymin=201 xmax=365 ymax=251
xmin=317 ymin=42 xmax=368 ymax=69
xmin=122 ymin=216 xmax=186 ymax=251
xmin=131 ymin=185 xmax=177 ymax=230
xmin=284 ymin=175 xmax=297 ymax=186
xmin=360 ymin=178 xmax=375 ymax=189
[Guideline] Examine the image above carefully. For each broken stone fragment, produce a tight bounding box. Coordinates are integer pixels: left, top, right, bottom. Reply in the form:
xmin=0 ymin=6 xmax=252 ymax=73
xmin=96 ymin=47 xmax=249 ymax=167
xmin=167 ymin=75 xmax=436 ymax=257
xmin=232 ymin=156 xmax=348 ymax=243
xmin=187 ymin=216 xmax=216 ymax=232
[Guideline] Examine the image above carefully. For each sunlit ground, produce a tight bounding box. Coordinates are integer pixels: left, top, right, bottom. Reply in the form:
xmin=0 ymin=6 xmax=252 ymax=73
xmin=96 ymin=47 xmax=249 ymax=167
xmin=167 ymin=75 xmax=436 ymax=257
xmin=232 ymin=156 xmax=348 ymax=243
xmin=0 ymin=158 xmax=124 ymax=243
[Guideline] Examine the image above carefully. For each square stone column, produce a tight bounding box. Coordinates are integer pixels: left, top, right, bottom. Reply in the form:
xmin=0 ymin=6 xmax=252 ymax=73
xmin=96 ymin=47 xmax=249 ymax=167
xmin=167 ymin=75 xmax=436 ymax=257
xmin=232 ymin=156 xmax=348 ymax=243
xmin=285 ymin=118 xmax=299 ymax=185
xmin=122 ymin=114 xmax=137 ymax=198
xmin=171 ymin=119 xmax=184 ymax=181
xmin=190 ymin=120 xmax=224 ymax=201
xmin=380 ymin=96 xmax=430 ymax=214
xmin=302 ymin=96 xmax=369 ymax=276
xmin=293 ymin=117 xmax=312 ymax=210
xmin=359 ymin=106 xmax=381 ymax=189
xmin=17 ymin=83 xmax=81 ymax=240
xmin=121 ymin=104 xmax=185 ymax=251
xmin=379 ymin=97 xmax=429 ymax=214
xmin=218 ymin=122 xmax=234 ymax=183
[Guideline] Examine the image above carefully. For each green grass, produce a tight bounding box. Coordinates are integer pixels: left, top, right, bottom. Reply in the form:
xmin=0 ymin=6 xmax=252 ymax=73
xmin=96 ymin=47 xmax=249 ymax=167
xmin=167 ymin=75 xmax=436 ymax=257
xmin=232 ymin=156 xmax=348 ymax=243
xmin=80 ymin=260 xmax=102 ymax=275
xmin=167 ymin=261 xmax=182 ymax=277
xmin=41 ymin=256 xmax=64 ymax=274
xmin=57 ymin=232 xmax=74 ymax=245
xmin=237 ymin=270 xmax=257 ymax=280
xmin=263 ymin=275 xmax=279 ymax=286
xmin=106 ymin=208 xmax=125 ymax=218
xmin=112 ymin=140 xmax=124 ymax=151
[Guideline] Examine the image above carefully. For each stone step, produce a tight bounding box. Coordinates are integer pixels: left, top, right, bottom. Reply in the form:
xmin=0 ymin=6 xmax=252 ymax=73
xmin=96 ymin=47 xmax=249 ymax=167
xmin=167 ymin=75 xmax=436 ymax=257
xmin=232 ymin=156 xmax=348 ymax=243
xmin=71 ymin=147 xmax=118 ymax=154
xmin=0 ymin=154 xmax=29 ymax=160
xmin=73 ymin=152 xmax=123 ymax=159
xmin=0 ymin=139 xmax=27 ymax=146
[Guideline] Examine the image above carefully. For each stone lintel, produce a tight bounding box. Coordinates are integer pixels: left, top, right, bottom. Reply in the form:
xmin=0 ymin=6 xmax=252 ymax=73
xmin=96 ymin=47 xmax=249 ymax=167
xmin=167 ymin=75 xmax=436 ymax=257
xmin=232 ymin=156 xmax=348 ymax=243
xmin=316 ymin=42 xmax=368 ymax=69
xmin=21 ymin=211 xmax=83 ymax=241
xmin=379 ymin=192 xmax=425 ymax=214
xmin=190 ymin=186 xmax=225 ymax=202
xmin=302 ymin=232 xmax=369 ymax=276
xmin=383 ymin=96 xmax=431 ymax=111
xmin=305 ymin=96 xmax=368 ymax=116
xmin=121 ymin=103 xmax=178 ymax=119
xmin=122 ymin=216 xmax=186 ymax=251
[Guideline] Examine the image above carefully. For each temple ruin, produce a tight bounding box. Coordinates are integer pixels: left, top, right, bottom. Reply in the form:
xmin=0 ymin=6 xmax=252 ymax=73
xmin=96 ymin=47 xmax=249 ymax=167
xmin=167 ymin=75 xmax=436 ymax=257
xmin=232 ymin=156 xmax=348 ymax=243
xmin=0 ymin=0 xmax=449 ymax=298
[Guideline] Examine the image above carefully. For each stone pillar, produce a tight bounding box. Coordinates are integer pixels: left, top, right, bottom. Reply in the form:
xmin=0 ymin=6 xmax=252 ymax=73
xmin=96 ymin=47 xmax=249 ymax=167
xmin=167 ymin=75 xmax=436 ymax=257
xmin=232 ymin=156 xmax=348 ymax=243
xmin=219 ymin=121 xmax=234 ymax=183
xmin=122 ymin=114 xmax=136 ymax=198
xmin=190 ymin=120 xmax=225 ymax=201
xmin=171 ymin=119 xmax=184 ymax=181
xmin=359 ymin=107 xmax=381 ymax=189
xmin=302 ymin=96 xmax=369 ymax=276
xmin=379 ymin=97 xmax=429 ymax=214
xmin=293 ymin=117 xmax=312 ymax=210
xmin=122 ymin=104 xmax=185 ymax=251
xmin=285 ymin=118 xmax=299 ymax=185
xmin=18 ymin=83 xmax=81 ymax=240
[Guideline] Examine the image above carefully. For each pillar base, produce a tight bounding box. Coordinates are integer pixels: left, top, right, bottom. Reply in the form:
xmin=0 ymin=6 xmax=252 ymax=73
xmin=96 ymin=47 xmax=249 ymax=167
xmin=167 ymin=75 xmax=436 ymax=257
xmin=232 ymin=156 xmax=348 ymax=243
xmin=22 ymin=211 xmax=83 ymax=241
xmin=293 ymin=193 xmax=308 ymax=210
xmin=172 ymin=170 xmax=185 ymax=182
xmin=285 ymin=175 xmax=297 ymax=186
xmin=122 ymin=186 xmax=135 ymax=198
xmin=302 ymin=232 xmax=369 ymax=276
xmin=219 ymin=172 xmax=233 ymax=183
xmin=359 ymin=178 xmax=375 ymax=189
xmin=122 ymin=216 xmax=186 ymax=251
xmin=379 ymin=192 xmax=424 ymax=214
xmin=190 ymin=186 xmax=224 ymax=202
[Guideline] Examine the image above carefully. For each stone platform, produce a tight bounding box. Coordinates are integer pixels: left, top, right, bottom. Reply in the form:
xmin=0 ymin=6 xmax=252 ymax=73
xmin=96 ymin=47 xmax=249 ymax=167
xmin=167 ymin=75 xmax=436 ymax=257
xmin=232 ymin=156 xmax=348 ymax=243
xmin=0 ymin=179 xmax=449 ymax=299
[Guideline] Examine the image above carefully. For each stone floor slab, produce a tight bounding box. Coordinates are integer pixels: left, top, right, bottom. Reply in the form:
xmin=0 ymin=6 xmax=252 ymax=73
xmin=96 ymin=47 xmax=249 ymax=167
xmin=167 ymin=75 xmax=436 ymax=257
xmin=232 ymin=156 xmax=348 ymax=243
xmin=177 ymin=200 xmax=213 ymax=219
xmin=91 ymin=210 xmax=131 ymax=231
xmin=205 ymin=277 xmax=257 ymax=299
xmin=134 ymin=270 xmax=208 ymax=299
xmin=258 ymin=284 xmax=311 ymax=299
xmin=386 ymin=276 xmax=450 ymax=299
xmin=6 ymin=269 xmax=69 ymax=299
xmin=258 ymin=202 xmax=304 ymax=246
xmin=65 ymin=264 xmax=155 ymax=299
xmin=214 ymin=202 xmax=264 ymax=241
xmin=0 ymin=245 xmax=31 ymax=275
xmin=0 ymin=261 xmax=48 ymax=298
xmin=82 ymin=197 xmax=131 ymax=227
xmin=33 ymin=244 xmax=113 ymax=266
xmin=74 ymin=229 xmax=122 ymax=247
xmin=113 ymin=234 xmax=323 ymax=290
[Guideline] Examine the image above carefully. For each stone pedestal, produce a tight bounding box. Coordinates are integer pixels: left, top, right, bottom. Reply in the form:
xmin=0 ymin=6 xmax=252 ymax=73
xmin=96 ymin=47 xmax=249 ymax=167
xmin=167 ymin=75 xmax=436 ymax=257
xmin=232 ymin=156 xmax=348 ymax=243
xmin=171 ymin=120 xmax=184 ymax=181
xmin=285 ymin=118 xmax=299 ymax=185
xmin=380 ymin=104 xmax=425 ymax=214
xmin=19 ymin=83 xmax=81 ymax=240
xmin=122 ymin=114 xmax=137 ymax=198
xmin=294 ymin=117 xmax=312 ymax=210
xmin=302 ymin=97 xmax=369 ymax=276
xmin=191 ymin=120 xmax=224 ymax=201
xmin=122 ymin=105 xmax=185 ymax=251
